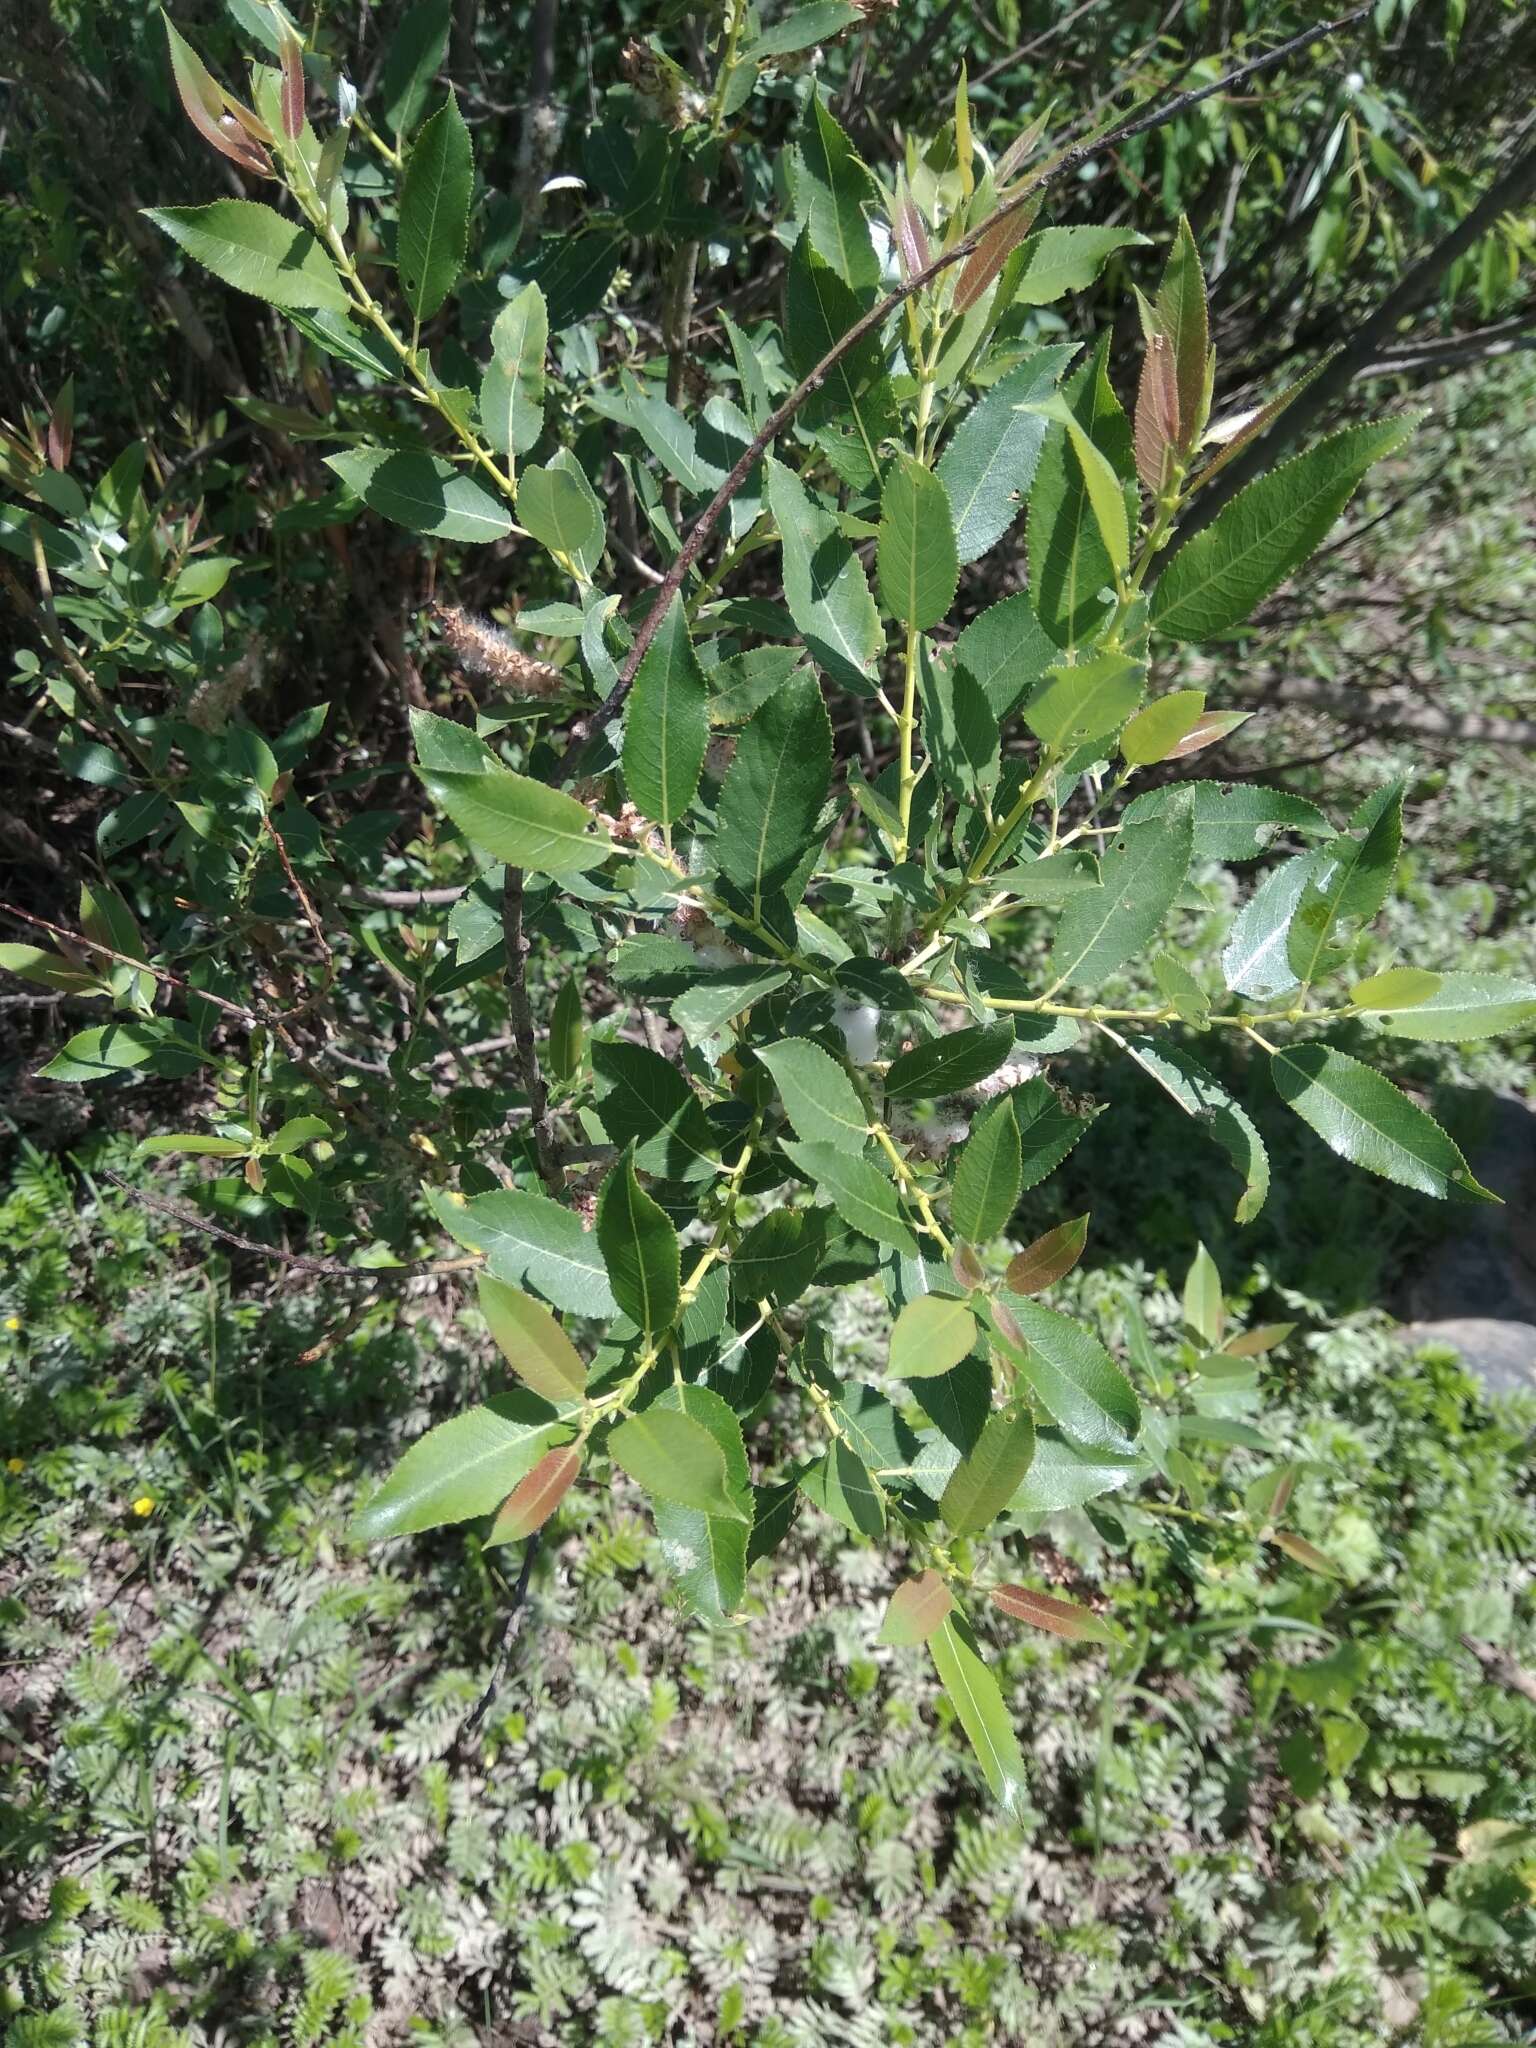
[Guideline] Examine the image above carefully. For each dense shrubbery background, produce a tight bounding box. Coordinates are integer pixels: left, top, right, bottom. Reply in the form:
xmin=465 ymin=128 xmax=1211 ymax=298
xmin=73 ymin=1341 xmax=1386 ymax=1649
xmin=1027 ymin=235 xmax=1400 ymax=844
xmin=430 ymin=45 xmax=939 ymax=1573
xmin=2 ymin=0 xmax=1534 ymax=2040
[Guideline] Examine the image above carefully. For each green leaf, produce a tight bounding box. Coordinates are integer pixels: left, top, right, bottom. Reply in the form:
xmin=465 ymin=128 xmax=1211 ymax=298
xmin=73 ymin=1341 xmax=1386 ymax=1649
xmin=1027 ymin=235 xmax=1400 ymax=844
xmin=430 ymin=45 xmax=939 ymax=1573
xmin=653 ymin=1491 xmax=750 ymax=1620
xmin=622 ymin=595 xmax=709 ymax=827
xmin=137 ymin=1134 xmax=248 ymax=1158
xmin=729 ymin=1207 xmax=826 ymax=1308
xmin=1014 ymin=1077 xmax=1097 ymax=1192
xmin=1027 ymin=338 xmax=1134 ymax=649
xmin=794 ymin=90 xmax=878 ymax=293
xmin=1012 ymin=1429 xmax=1148 ymax=1515
xmin=609 ymin=1397 xmax=751 ymax=1523
xmin=1119 ymin=1037 xmax=1270 ymax=1224
xmin=477 ymin=1275 xmax=587 ymax=1402
xmin=1288 ymin=780 xmax=1405 ymax=986
xmin=1123 ymin=783 xmax=1330 ymax=863
xmin=953 ymin=592 xmax=1060 ymax=720
xmin=758 ymin=1037 xmax=870 ymax=1155
xmin=890 ymin=1295 xmax=977 ymax=1380
xmin=941 ymin=1405 xmax=1035 ymax=1536
xmin=1182 ymin=1242 xmax=1224 ymax=1348
xmin=1152 ymin=418 xmax=1418 ymax=641
xmin=326 ymin=448 xmax=513 ymax=544
xmin=884 ymin=1019 xmax=1016 ymax=1100
xmin=597 ymin=1145 xmax=681 ymax=1334
xmin=1349 ymin=966 xmax=1443 ymax=1012
xmin=0 ymin=944 xmax=101 ymax=996
xmin=145 ymin=201 xmax=349 ymax=312
xmin=766 ymin=459 xmax=880 ymax=691
xmin=783 ymin=235 xmax=896 ymax=484
xmin=1046 ymin=808 xmax=1193 ymax=989
xmin=1011 ymin=225 xmax=1148 ymax=307
xmin=352 ymin=1391 xmax=569 ymax=1540
xmin=1363 ymin=971 xmax=1536 ymax=1043
xmin=1025 ymin=650 xmax=1144 ymax=753
xmin=412 ymin=715 xmax=610 ymax=875
xmin=382 ymin=0 xmax=451 ymax=135
xmin=1222 ymin=852 xmax=1321 ymax=998
xmin=782 ymin=1140 xmax=919 ymax=1255
xmin=927 ymin=1612 xmax=1029 ymax=1814
xmin=1271 ymin=1043 xmax=1496 ymax=1203
xmin=1120 ymin=688 xmax=1207 ymax=768
xmin=877 ymin=453 xmax=959 ymax=630
xmin=1005 ymin=1213 xmax=1089 ymax=1295
xmin=937 ymin=345 xmax=1075 ymax=564
xmin=426 ymin=1185 xmax=616 ymax=1316
xmin=950 ymin=1097 xmax=1022 ymax=1244
xmin=745 ymin=0 xmax=861 ymax=59
xmin=40 ymin=1020 xmax=205 ymax=1083
xmin=481 ymin=282 xmax=548 ymax=457
xmin=918 ymin=653 xmax=999 ymax=804
xmin=714 ymin=670 xmax=832 ymax=917
xmin=518 ymin=451 xmax=605 ymax=574
xmin=801 ymin=1440 xmax=886 ymax=1537
xmin=671 ymin=967 xmax=792 ymax=1047
xmin=398 ymin=88 xmax=472 ymax=319
xmin=878 ymin=1569 xmax=954 ymax=1646
xmin=548 ymin=975 xmax=583 ymax=1080
xmin=592 ymin=1040 xmax=719 ymax=1182
xmin=993 ymin=1293 xmax=1140 ymax=1450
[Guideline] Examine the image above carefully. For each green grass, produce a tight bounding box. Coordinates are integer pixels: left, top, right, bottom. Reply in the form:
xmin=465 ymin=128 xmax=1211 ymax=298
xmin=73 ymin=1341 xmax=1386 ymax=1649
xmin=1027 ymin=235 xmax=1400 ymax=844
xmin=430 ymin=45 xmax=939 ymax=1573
xmin=2 ymin=1141 xmax=1533 ymax=2046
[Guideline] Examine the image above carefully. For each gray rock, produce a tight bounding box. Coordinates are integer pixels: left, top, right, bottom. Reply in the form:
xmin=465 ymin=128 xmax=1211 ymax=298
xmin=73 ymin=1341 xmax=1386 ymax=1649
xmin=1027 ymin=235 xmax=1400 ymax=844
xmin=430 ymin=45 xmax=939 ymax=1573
xmin=1396 ymin=1318 xmax=1536 ymax=1398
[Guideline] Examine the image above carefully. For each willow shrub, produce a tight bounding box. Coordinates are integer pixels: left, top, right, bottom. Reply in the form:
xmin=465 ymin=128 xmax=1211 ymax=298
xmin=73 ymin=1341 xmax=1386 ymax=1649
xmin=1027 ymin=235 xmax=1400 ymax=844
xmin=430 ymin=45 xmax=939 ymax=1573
xmin=6 ymin=5 xmax=1534 ymax=1805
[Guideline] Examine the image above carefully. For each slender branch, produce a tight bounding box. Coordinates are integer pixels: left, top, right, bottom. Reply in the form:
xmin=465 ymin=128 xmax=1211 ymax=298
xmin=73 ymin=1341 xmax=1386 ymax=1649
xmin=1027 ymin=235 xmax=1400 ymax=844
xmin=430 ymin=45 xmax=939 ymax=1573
xmin=502 ymin=867 xmax=563 ymax=1194
xmin=569 ymin=4 xmax=1373 ymax=766
xmin=462 ymin=1530 xmax=544 ymax=1739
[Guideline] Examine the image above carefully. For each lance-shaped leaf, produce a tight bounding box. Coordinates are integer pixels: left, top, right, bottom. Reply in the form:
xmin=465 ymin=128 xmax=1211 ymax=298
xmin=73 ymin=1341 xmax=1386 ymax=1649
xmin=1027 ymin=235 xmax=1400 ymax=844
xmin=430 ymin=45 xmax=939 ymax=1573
xmin=1360 ymin=971 xmax=1536 ymax=1043
xmin=1269 ymin=1530 xmax=1344 ymax=1580
xmin=147 ymin=201 xmax=347 ymax=311
xmin=481 ymin=281 xmax=548 ymax=456
xmin=782 ymin=1140 xmax=919 ymax=1256
xmin=767 ymin=459 xmax=879 ymax=691
xmin=1222 ymin=852 xmax=1321 ymax=999
xmin=715 ymin=669 xmax=832 ymax=915
xmin=758 ymin=1037 xmax=870 ymax=1155
xmin=1123 ymin=782 xmax=1330 ymax=864
xmin=941 ymin=1405 xmax=1035 ymax=1536
xmin=549 ymin=975 xmax=583 ymax=1080
xmin=1015 ymin=1077 xmax=1098 ymax=1192
xmin=1271 ymin=1044 xmax=1496 ymax=1202
xmin=993 ymin=1293 xmax=1140 ymax=1450
xmin=427 ymin=1185 xmax=616 ymax=1316
xmin=928 ymin=1612 xmax=1029 ymax=1814
xmin=878 ymin=453 xmax=959 ymax=629
xmin=1134 ymin=331 xmax=1181 ymax=495
xmin=1010 ymin=224 xmax=1148 ymax=307
xmin=328 ymin=448 xmax=514 ymax=543
xmin=416 ymin=761 xmax=611 ymax=875
xmin=352 ymin=1391 xmax=570 ymax=1540
xmin=478 ymin=1275 xmax=587 ymax=1402
xmin=890 ymin=1295 xmax=977 ymax=1381
xmin=650 ymin=1382 xmax=755 ymax=1615
xmin=1155 ymin=215 xmax=1209 ymax=453
xmin=954 ymin=591 xmax=1060 ymax=720
xmin=1120 ymin=1037 xmax=1270 ymax=1223
xmin=950 ymin=1097 xmax=1022 ymax=1244
xmin=729 ymin=1207 xmax=826 ymax=1309
xmin=1120 ymin=689 xmax=1207 ymax=767
xmin=1046 ymin=807 xmax=1193 ymax=989
xmin=623 ymin=595 xmax=709 ymax=826
xmin=1012 ymin=1430 xmax=1149 ymax=1515
xmin=794 ymin=90 xmax=879 ymax=292
xmin=1025 ymin=650 xmax=1144 ymax=753
xmin=382 ymin=0 xmax=452 ymax=135
xmin=591 ymin=1041 xmax=719 ymax=1183
xmin=784 ymin=235 xmax=897 ymax=484
xmin=487 ymin=1443 xmax=582 ymax=1544
xmin=991 ymin=1583 xmax=1114 ymax=1644
xmin=884 ymin=1019 xmax=1016 ymax=1100
xmin=878 ymin=1569 xmax=954 ymax=1646
xmin=801 ymin=1440 xmax=886 ymax=1536
xmin=937 ymin=346 xmax=1076 ymax=565
xmin=597 ymin=1145 xmax=681 ymax=1334
xmin=162 ymin=17 xmax=274 ymax=176
xmin=609 ymin=1398 xmax=751 ymax=1522
xmin=1028 ymin=338 xmax=1134 ymax=649
xmin=1182 ymin=1242 xmax=1224 ymax=1348
xmin=952 ymin=193 xmax=1042 ymax=314
xmin=1152 ymin=418 xmax=1418 ymax=642
xmin=398 ymin=89 xmax=472 ymax=319
xmin=1288 ymin=780 xmax=1405 ymax=986
xmin=1006 ymin=1214 xmax=1089 ymax=1295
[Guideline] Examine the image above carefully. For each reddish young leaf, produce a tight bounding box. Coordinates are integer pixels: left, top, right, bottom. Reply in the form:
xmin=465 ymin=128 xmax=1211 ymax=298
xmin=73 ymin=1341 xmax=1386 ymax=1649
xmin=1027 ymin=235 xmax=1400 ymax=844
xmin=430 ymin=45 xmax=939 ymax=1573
xmin=489 ymin=1443 xmax=582 ymax=1544
xmin=878 ymin=1568 xmax=954 ymax=1646
xmin=892 ymin=178 xmax=932 ymax=283
xmin=163 ymin=17 xmax=274 ymax=177
xmin=951 ymin=1243 xmax=985 ymax=1291
xmin=1005 ymin=1214 xmax=1089 ymax=1296
xmin=1133 ymin=331 xmax=1180 ymax=495
xmin=1269 ymin=1529 xmax=1343 ymax=1579
xmin=991 ymin=1583 xmax=1114 ymax=1644
xmin=1166 ymin=709 xmax=1252 ymax=759
xmin=953 ymin=193 xmax=1042 ymax=314
xmin=46 ymin=376 xmax=74 ymax=472
xmin=278 ymin=23 xmax=306 ymax=142
xmin=1222 ymin=1321 xmax=1296 ymax=1358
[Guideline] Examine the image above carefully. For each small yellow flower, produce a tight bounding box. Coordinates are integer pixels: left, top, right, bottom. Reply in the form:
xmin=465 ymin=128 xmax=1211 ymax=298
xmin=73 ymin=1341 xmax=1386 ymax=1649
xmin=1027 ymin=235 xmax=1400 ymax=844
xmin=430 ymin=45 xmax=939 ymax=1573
xmin=6 ymin=1457 xmax=23 ymax=1474
xmin=131 ymin=1495 xmax=156 ymax=1518
xmin=3 ymin=1317 xmax=19 ymax=1333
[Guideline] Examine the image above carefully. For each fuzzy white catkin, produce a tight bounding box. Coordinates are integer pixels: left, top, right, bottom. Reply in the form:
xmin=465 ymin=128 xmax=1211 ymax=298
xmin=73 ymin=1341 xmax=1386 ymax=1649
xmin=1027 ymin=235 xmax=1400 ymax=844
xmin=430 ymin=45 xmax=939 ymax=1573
xmin=834 ymin=1002 xmax=881 ymax=1066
